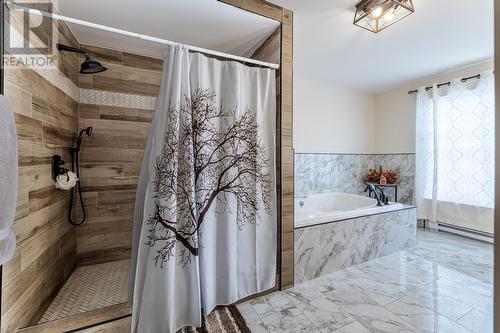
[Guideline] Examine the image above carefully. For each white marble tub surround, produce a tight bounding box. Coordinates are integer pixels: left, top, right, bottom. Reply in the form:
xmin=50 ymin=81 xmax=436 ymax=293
xmin=295 ymin=153 xmax=415 ymax=204
xmin=295 ymin=192 xmax=407 ymax=228
xmin=295 ymin=207 xmax=417 ymax=283
xmin=239 ymin=229 xmax=493 ymax=333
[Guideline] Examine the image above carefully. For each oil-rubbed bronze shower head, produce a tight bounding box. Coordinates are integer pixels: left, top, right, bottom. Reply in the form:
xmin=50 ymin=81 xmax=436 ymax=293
xmin=56 ymin=43 xmax=107 ymax=74
xmin=80 ymin=56 xmax=107 ymax=74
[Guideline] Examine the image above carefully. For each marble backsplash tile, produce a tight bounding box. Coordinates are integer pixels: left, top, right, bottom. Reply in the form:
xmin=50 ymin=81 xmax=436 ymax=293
xmin=295 ymin=153 xmax=415 ymax=204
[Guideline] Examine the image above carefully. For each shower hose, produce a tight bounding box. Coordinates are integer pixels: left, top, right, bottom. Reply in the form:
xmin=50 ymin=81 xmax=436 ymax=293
xmin=67 ymin=147 xmax=87 ymax=226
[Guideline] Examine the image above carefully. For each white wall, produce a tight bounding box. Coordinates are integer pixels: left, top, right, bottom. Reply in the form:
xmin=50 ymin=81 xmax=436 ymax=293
xmin=294 ymin=75 xmax=376 ymax=153
xmin=374 ymin=60 xmax=495 ymax=153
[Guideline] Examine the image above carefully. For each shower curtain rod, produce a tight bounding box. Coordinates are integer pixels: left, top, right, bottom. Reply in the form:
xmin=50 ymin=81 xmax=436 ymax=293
xmin=407 ymin=72 xmax=491 ymax=95
xmin=4 ymin=2 xmax=280 ymax=70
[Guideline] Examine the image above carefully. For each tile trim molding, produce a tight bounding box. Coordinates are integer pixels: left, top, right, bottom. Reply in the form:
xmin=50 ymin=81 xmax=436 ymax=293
xmin=79 ymin=89 xmax=157 ymax=110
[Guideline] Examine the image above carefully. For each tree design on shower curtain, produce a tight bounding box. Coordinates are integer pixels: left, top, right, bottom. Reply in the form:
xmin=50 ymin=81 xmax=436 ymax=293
xmin=147 ymin=88 xmax=272 ymax=266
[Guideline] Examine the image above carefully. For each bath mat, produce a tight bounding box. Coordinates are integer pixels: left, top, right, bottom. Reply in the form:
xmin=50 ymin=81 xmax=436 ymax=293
xmin=180 ymin=305 xmax=251 ymax=333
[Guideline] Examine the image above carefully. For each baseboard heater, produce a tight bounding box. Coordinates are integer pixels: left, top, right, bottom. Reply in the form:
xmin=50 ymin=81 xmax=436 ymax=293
xmin=437 ymin=222 xmax=493 ymax=244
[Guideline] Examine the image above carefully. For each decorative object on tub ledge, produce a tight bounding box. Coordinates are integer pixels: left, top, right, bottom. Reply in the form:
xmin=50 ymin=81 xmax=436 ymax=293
xmin=365 ymin=165 xmax=399 ymax=184
xmin=354 ymin=0 xmax=415 ymax=33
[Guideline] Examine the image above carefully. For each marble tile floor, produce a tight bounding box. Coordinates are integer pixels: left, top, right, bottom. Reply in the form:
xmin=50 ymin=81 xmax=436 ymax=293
xmin=238 ymin=229 xmax=493 ymax=333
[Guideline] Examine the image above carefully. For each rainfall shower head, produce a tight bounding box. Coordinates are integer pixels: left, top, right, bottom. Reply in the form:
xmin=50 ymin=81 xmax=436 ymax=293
xmin=56 ymin=43 xmax=107 ymax=74
xmin=80 ymin=56 xmax=107 ymax=74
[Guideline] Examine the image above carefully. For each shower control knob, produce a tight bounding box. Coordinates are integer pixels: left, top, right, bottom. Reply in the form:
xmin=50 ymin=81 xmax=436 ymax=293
xmin=51 ymin=155 xmax=68 ymax=181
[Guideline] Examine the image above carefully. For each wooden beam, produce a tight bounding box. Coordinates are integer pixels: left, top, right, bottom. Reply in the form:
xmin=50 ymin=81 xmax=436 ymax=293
xmin=218 ymin=0 xmax=283 ymax=22
xmin=279 ymin=8 xmax=294 ymax=290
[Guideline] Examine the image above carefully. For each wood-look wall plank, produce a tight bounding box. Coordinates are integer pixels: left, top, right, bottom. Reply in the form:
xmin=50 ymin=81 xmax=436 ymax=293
xmin=79 ymin=104 xmax=100 ymax=119
xmin=251 ymin=27 xmax=281 ymax=64
xmin=17 ymin=140 xmax=61 ymax=167
xmin=15 ymin=191 xmax=29 ymax=221
xmin=99 ymin=105 xmax=154 ymax=123
xmin=79 ymin=147 xmax=143 ymax=163
xmin=20 ymin=217 xmax=70 ymax=270
xmin=77 ymin=247 xmax=131 ymax=267
xmin=4 ymin=81 xmax=32 ymax=117
xmin=14 ymin=113 xmax=43 ymax=143
xmin=18 ymin=166 xmax=54 ymax=193
xmin=97 ymin=190 xmax=137 ymax=206
xmin=81 ymin=45 xmax=123 ymax=64
xmin=2 ymin=9 xmax=80 ymax=331
xmin=91 ymin=76 xmax=160 ymax=97
xmin=123 ymin=52 xmax=163 ymax=71
xmin=28 ymin=186 xmax=67 ymax=214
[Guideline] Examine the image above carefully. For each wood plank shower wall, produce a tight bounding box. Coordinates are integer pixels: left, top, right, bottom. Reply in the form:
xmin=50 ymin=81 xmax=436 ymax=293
xmin=77 ymin=45 xmax=163 ymax=266
xmin=1 ymin=6 xmax=81 ymax=331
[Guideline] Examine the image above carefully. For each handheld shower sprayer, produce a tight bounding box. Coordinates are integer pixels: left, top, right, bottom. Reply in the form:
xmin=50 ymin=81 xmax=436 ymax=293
xmin=68 ymin=126 xmax=93 ymax=226
xmin=77 ymin=126 xmax=93 ymax=149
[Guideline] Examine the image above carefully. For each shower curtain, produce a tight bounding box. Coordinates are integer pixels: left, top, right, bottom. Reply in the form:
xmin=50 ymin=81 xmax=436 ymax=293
xmin=131 ymin=45 xmax=277 ymax=333
xmin=415 ymin=71 xmax=494 ymax=233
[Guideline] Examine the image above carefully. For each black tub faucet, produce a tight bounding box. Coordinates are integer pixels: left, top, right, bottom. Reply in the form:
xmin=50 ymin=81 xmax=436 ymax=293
xmin=374 ymin=186 xmax=389 ymax=205
xmin=364 ymin=184 xmax=383 ymax=206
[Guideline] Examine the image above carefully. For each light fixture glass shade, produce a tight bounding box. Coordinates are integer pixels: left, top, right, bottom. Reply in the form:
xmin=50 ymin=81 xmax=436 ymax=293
xmin=354 ymin=0 xmax=414 ymax=33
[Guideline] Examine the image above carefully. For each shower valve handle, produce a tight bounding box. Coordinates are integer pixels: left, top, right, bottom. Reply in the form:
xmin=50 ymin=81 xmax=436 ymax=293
xmin=52 ymin=155 xmax=69 ymax=181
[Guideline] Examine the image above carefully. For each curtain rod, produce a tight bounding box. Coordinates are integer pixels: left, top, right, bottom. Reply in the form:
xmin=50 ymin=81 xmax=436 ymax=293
xmin=4 ymin=2 xmax=280 ymax=70
xmin=407 ymin=73 xmax=487 ymax=95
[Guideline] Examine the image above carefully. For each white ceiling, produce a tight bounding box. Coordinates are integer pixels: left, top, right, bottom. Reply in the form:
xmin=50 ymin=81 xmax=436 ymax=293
xmin=57 ymin=0 xmax=280 ymax=59
xmin=58 ymin=0 xmax=493 ymax=92
xmin=271 ymin=0 xmax=494 ymax=92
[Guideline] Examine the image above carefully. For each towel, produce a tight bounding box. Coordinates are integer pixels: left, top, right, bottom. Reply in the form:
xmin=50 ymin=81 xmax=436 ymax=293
xmin=0 ymin=95 xmax=18 ymax=264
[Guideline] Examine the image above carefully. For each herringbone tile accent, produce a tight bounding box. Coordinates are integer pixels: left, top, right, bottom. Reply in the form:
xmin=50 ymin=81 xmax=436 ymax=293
xmin=80 ymin=89 xmax=157 ymax=110
xmin=39 ymin=260 xmax=130 ymax=323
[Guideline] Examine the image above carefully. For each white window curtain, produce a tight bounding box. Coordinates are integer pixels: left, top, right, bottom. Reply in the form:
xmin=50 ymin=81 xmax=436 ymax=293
xmin=415 ymin=71 xmax=495 ymax=234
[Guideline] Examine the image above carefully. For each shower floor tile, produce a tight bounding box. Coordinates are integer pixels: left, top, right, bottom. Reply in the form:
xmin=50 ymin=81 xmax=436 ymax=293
xmin=39 ymin=260 xmax=130 ymax=323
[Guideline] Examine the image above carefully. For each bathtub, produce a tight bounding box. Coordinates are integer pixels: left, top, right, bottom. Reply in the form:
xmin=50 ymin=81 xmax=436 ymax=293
xmin=295 ymin=192 xmax=406 ymax=228
xmin=294 ymin=192 xmax=417 ymax=283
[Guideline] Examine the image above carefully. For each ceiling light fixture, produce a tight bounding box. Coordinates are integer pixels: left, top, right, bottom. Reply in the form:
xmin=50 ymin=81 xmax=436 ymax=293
xmin=371 ymin=6 xmax=383 ymax=18
xmin=354 ymin=0 xmax=415 ymax=33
